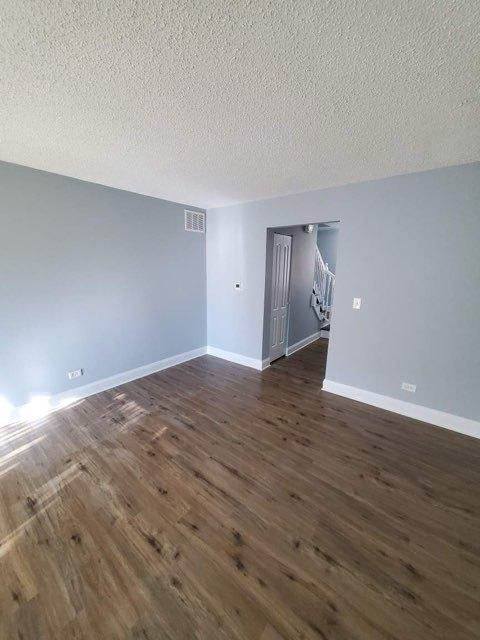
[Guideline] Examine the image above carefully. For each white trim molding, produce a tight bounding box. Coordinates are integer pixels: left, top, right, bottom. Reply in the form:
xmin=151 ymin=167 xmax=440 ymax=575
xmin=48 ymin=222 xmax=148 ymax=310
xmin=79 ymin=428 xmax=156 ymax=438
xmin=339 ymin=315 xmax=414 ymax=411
xmin=319 ymin=330 xmax=330 ymax=339
xmin=322 ymin=379 xmax=480 ymax=440
xmin=206 ymin=346 xmax=264 ymax=370
xmin=286 ymin=331 xmax=322 ymax=356
xmin=2 ymin=347 xmax=207 ymax=427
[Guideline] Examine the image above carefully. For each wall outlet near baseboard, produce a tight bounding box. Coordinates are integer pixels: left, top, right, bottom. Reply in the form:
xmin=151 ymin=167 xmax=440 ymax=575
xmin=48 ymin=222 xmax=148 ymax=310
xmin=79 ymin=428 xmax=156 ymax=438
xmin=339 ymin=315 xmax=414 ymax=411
xmin=68 ymin=369 xmax=84 ymax=380
xmin=401 ymin=381 xmax=416 ymax=393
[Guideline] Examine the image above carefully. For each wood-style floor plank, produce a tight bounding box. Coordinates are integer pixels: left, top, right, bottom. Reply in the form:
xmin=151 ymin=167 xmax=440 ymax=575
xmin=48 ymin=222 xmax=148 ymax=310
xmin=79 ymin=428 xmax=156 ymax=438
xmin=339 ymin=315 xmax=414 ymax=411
xmin=1 ymin=339 xmax=479 ymax=639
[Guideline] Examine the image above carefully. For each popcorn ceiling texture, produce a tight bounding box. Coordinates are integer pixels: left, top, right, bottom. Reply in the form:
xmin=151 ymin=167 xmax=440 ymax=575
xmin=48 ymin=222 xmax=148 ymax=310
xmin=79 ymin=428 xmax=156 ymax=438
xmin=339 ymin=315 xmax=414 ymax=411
xmin=1 ymin=0 xmax=479 ymax=207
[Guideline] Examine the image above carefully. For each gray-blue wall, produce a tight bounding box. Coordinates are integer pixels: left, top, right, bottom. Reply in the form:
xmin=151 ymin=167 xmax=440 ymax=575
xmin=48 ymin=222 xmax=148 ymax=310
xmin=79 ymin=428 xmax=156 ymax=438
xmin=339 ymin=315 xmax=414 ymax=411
xmin=0 ymin=161 xmax=206 ymax=407
xmin=317 ymin=228 xmax=339 ymax=274
xmin=207 ymin=163 xmax=480 ymax=422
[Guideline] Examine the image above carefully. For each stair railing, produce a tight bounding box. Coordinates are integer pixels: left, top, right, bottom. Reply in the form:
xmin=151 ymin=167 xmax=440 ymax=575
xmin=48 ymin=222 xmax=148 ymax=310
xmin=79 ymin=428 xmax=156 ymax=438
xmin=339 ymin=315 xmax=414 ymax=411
xmin=312 ymin=247 xmax=335 ymax=322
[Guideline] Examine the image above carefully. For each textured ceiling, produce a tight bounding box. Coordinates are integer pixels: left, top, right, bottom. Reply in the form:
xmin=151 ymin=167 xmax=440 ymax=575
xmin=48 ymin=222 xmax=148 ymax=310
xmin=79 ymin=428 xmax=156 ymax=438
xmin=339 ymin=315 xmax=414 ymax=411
xmin=1 ymin=1 xmax=479 ymax=208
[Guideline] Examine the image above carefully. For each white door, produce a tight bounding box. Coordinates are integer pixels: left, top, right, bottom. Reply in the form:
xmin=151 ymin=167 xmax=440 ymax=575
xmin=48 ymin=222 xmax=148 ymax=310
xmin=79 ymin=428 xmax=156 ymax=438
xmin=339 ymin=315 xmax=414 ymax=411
xmin=270 ymin=234 xmax=292 ymax=362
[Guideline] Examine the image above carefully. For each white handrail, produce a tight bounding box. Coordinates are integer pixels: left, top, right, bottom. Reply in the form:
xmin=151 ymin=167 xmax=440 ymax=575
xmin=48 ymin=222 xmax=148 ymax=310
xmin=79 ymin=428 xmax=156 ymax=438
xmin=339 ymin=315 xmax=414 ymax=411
xmin=313 ymin=247 xmax=335 ymax=322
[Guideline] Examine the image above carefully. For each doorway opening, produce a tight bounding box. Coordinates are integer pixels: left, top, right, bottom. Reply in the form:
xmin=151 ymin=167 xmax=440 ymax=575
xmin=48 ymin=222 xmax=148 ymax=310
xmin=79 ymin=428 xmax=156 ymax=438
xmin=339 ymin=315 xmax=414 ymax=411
xmin=262 ymin=221 xmax=339 ymax=381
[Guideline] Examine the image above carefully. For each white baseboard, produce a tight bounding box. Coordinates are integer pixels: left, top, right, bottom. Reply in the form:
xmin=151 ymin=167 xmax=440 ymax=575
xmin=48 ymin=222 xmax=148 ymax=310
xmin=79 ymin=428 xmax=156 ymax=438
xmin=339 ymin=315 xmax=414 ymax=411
xmin=286 ymin=331 xmax=322 ymax=356
xmin=320 ymin=330 xmax=330 ymax=339
xmin=322 ymin=379 xmax=480 ymax=440
xmin=206 ymin=346 xmax=264 ymax=370
xmin=2 ymin=347 xmax=207 ymax=427
xmin=207 ymin=333 xmax=324 ymax=369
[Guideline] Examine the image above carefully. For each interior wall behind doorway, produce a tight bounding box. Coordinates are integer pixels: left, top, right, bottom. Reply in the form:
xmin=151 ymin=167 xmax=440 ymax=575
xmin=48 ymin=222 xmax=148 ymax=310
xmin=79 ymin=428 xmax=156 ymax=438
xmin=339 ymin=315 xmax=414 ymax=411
xmin=262 ymin=225 xmax=320 ymax=360
xmin=317 ymin=227 xmax=339 ymax=274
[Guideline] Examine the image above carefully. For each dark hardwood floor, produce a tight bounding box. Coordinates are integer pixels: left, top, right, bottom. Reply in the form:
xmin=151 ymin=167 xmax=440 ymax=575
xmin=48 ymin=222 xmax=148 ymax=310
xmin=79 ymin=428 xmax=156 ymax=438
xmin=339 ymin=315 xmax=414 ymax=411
xmin=1 ymin=339 xmax=480 ymax=639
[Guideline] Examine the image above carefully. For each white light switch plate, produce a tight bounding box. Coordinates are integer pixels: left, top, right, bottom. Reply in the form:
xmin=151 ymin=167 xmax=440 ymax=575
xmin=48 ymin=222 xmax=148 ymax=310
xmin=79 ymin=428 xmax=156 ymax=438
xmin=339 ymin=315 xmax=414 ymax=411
xmin=352 ymin=297 xmax=362 ymax=309
xmin=68 ymin=369 xmax=83 ymax=380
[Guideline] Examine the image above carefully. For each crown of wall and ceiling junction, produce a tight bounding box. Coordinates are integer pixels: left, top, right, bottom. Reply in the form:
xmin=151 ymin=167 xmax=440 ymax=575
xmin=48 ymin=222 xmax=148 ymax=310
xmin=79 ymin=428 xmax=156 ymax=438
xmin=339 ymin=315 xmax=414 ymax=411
xmin=1 ymin=1 xmax=479 ymax=208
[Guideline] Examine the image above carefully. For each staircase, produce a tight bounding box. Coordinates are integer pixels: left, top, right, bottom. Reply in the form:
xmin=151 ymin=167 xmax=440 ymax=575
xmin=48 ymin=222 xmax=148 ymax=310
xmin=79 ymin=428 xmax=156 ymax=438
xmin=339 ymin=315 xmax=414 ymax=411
xmin=312 ymin=246 xmax=335 ymax=328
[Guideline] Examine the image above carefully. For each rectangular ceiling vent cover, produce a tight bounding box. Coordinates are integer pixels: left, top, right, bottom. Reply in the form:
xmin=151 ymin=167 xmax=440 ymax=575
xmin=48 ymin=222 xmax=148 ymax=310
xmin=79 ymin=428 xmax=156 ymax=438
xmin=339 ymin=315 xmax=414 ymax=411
xmin=184 ymin=210 xmax=205 ymax=233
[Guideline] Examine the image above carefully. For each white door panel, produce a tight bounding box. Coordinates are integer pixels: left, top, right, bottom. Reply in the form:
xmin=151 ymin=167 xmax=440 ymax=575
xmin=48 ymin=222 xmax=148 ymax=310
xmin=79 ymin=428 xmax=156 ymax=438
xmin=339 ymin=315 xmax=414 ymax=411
xmin=270 ymin=234 xmax=292 ymax=362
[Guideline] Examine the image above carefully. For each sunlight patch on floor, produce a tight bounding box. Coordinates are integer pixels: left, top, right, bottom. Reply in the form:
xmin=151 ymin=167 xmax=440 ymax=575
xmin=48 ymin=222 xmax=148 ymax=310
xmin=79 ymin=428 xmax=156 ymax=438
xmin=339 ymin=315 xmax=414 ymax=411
xmin=0 ymin=462 xmax=82 ymax=557
xmin=0 ymin=394 xmax=85 ymax=430
xmin=0 ymin=436 xmax=45 ymax=468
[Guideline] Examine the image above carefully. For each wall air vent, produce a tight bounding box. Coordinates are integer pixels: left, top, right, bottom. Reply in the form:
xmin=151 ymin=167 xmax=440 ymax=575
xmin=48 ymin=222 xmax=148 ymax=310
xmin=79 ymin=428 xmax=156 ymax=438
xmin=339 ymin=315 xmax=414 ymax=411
xmin=184 ymin=210 xmax=205 ymax=233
